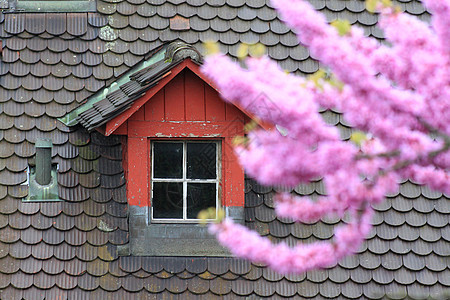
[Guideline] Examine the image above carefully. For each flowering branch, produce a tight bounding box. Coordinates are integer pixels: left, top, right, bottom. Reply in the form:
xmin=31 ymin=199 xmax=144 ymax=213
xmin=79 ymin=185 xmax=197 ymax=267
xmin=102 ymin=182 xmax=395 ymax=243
xmin=202 ymin=0 xmax=450 ymax=274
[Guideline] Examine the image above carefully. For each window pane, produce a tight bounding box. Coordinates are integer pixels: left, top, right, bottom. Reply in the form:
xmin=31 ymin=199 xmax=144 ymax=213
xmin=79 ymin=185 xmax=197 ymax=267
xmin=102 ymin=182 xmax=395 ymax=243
xmin=187 ymin=183 xmax=216 ymax=219
xmin=187 ymin=143 xmax=216 ymax=179
xmin=153 ymin=182 xmax=183 ymax=219
xmin=153 ymin=142 xmax=183 ymax=178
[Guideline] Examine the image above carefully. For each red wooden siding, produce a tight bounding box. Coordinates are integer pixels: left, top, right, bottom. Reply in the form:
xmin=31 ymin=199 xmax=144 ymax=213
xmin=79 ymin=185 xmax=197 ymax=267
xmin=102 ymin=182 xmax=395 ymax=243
xmin=126 ymin=69 xmax=246 ymax=208
xmin=131 ymin=69 xmax=242 ymax=124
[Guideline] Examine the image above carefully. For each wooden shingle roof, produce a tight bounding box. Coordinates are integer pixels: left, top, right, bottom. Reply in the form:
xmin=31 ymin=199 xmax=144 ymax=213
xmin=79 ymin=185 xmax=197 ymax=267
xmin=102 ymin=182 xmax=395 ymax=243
xmin=0 ymin=0 xmax=448 ymax=299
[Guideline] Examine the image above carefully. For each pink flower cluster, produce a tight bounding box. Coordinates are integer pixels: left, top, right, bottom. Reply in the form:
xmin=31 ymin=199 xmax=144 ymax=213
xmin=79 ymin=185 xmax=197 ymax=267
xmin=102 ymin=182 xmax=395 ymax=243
xmin=210 ymin=208 xmax=372 ymax=274
xmin=201 ymin=0 xmax=450 ymax=274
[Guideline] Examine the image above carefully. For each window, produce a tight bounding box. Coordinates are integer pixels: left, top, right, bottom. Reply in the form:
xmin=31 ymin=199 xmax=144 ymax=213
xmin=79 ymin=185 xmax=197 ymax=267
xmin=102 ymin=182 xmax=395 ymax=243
xmin=151 ymin=141 xmax=220 ymax=222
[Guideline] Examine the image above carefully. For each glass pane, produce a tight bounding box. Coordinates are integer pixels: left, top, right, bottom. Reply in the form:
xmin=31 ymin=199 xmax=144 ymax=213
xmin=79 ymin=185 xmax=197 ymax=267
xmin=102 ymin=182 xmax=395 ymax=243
xmin=187 ymin=183 xmax=216 ymax=219
xmin=153 ymin=182 xmax=183 ymax=219
xmin=187 ymin=143 xmax=216 ymax=179
xmin=153 ymin=142 xmax=183 ymax=178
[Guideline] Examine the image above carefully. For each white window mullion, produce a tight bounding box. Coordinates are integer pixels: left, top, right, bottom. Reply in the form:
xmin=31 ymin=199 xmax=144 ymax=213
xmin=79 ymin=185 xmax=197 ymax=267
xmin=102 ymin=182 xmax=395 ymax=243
xmin=183 ymin=141 xmax=187 ymax=220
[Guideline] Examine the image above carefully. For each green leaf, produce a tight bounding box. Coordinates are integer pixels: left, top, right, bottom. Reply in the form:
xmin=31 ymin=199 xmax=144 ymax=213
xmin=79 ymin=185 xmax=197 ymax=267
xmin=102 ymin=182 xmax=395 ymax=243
xmin=331 ymin=20 xmax=351 ymax=36
xmin=350 ymin=131 xmax=368 ymax=146
xmin=203 ymin=41 xmax=220 ymax=56
xmin=308 ymin=69 xmax=326 ymax=90
xmin=366 ymin=0 xmax=378 ymax=13
xmin=381 ymin=0 xmax=392 ymax=7
xmin=248 ymin=43 xmax=266 ymax=58
xmin=237 ymin=43 xmax=249 ymax=60
xmin=329 ymin=74 xmax=345 ymax=91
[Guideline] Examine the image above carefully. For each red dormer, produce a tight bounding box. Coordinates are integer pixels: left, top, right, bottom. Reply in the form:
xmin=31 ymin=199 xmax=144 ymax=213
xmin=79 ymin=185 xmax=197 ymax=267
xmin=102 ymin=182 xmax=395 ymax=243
xmin=62 ymin=42 xmax=265 ymax=255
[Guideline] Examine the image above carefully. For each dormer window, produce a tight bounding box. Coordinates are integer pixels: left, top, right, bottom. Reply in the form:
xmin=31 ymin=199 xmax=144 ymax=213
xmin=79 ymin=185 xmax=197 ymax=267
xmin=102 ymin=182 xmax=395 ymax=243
xmin=59 ymin=42 xmax=264 ymax=256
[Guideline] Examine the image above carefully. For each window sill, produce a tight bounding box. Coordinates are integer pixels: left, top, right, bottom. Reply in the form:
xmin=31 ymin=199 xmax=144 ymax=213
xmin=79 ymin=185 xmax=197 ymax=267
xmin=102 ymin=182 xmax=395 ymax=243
xmin=127 ymin=206 xmax=244 ymax=257
xmin=14 ymin=0 xmax=96 ymax=12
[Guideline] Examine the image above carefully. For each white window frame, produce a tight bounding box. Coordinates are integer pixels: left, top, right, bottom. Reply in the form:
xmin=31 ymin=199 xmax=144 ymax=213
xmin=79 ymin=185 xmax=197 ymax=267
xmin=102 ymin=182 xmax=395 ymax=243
xmin=150 ymin=140 xmax=221 ymax=223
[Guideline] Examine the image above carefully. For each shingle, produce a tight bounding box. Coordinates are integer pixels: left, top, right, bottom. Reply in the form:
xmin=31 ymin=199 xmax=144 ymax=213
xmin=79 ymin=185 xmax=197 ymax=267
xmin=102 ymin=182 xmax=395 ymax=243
xmin=31 ymin=241 xmax=53 ymax=259
xmin=17 ymin=201 xmax=40 ymax=215
xmin=98 ymin=273 xmax=122 ymax=291
xmin=296 ymin=280 xmax=318 ymax=297
xmin=0 ymin=214 xmax=7 ymax=230
xmin=42 ymin=257 xmax=65 ymax=275
xmin=142 ymin=276 xmax=165 ymax=293
xmin=226 ymin=0 xmax=244 ymax=8
xmin=416 ymin=269 xmax=438 ymax=286
xmin=206 ymin=0 xmax=225 ymax=6
xmin=383 ymin=210 xmax=405 ymax=226
xmin=11 ymin=271 xmax=33 ymax=289
xmin=165 ymin=276 xmax=189 ymax=294
xmin=0 ymin=286 xmax=23 ymax=300
xmin=381 ymin=252 xmax=402 ymax=270
xmin=0 ymin=62 xmax=9 ymax=76
xmin=136 ymin=3 xmax=156 ymax=17
xmin=341 ymin=280 xmax=363 ymax=299
xmin=0 ymin=114 xmax=14 ymax=130
xmin=25 ymin=101 xmax=46 ymax=118
xmin=297 ymin=58 xmax=318 ymax=73
xmin=1 ymin=74 xmax=21 ymax=89
xmin=30 ymin=61 xmax=51 ymax=77
xmin=389 ymin=195 xmax=411 ymax=212
xmin=10 ymin=241 xmax=31 ymax=259
xmin=319 ymin=280 xmax=341 ymax=298
xmin=0 ymin=255 xmax=20 ymax=274
xmin=420 ymin=185 xmax=442 ymax=199
xmin=42 ymin=227 xmax=65 ymax=245
xmin=405 ymin=1 xmax=426 ymax=15
xmin=139 ymin=257 xmax=167 ymax=274
xmin=424 ymin=254 xmax=447 ymax=272
xmin=306 ymin=269 xmax=327 ymax=283
xmin=45 ymin=13 xmax=67 ymax=36
xmin=419 ymin=227 xmax=441 ymax=244
xmin=437 ymin=269 xmax=450 ymax=286
xmin=359 ymin=252 xmax=381 ymax=270
xmin=109 ymin=13 xmax=129 ymax=29
xmin=398 ymin=224 xmax=420 ymax=241
xmin=78 ymin=272 xmax=100 ymax=291
xmin=404 ymin=210 xmax=426 ymax=227
xmin=328 ymin=266 xmax=349 ymax=283
xmin=5 ymin=38 xmax=26 ymax=51
xmin=432 ymin=240 xmax=449 ymax=257
xmin=67 ymin=13 xmax=88 ymax=36
xmin=326 ymin=0 xmax=346 ymax=12
xmin=123 ymin=275 xmax=145 ymax=292
xmin=86 ymin=258 xmax=110 ymax=276
xmin=9 ymin=212 xmax=31 ymax=230
xmin=270 ymin=19 xmax=290 ymax=35
xmin=61 ymin=51 xmax=83 ymax=66
xmin=394 ymin=267 xmax=416 ymax=285
xmin=406 ymin=285 xmax=430 ymax=299
xmin=20 ymin=256 xmax=42 ymax=274
xmin=376 ymin=223 xmax=398 ymax=240
xmin=4 ymin=14 xmax=25 ymax=35
xmin=117 ymin=1 xmax=138 ymax=15
xmin=9 ymin=61 xmax=30 ymax=77
xmin=88 ymin=13 xmax=109 ymax=27
xmin=414 ymin=196 xmax=435 ymax=213
xmin=405 ymin=239 xmax=433 ymax=255
xmin=362 ymin=281 xmax=385 ymax=299
xmin=31 ymin=213 xmax=52 ymax=230
xmin=4 ymin=127 xmax=26 ymax=144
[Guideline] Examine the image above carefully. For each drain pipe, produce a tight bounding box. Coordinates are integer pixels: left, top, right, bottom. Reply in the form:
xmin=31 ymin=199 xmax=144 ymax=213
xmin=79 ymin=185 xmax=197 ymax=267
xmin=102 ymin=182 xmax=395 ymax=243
xmin=35 ymin=139 xmax=52 ymax=185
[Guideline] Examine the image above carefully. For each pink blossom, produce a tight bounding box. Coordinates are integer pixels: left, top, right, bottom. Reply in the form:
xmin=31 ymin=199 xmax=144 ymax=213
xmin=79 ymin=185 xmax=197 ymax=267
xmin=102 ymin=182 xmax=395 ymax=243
xmin=202 ymin=0 xmax=449 ymax=274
